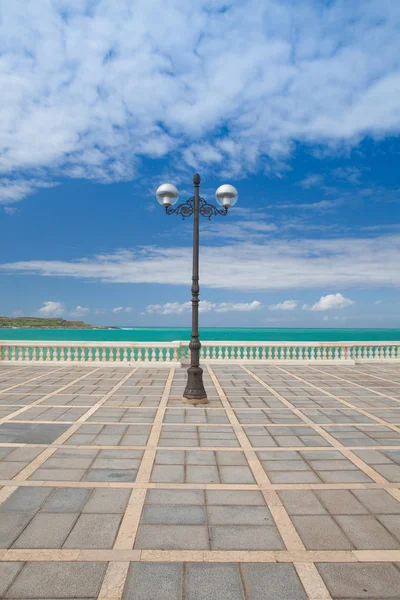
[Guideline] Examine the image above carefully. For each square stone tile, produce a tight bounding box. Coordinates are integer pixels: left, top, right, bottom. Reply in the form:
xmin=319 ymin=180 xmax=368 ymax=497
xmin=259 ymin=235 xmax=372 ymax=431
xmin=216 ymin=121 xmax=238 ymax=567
xmin=41 ymin=488 xmax=92 ymax=513
xmin=4 ymin=561 xmax=107 ymax=598
xmin=82 ymin=488 xmax=131 ymax=513
xmin=0 ymin=563 xmax=24 ymax=597
xmin=142 ymin=505 xmax=207 ymax=525
xmin=63 ymin=513 xmax=122 ymax=548
xmin=186 ymin=563 xmax=245 ymax=600
xmin=315 ymin=490 xmax=368 ymax=515
xmin=123 ymin=562 xmax=183 ymax=600
xmin=146 ymin=489 xmax=205 ymax=505
xmin=210 ymin=524 xmax=285 ymax=550
xmin=13 ymin=513 xmax=78 ymax=548
xmin=334 ymin=515 xmax=399 ymax=549
xmin=241 ymin=563 xmax=307 ymax=600
xmin=292 ymin=515 xmax=353 ymax=550
xmin=135 ymin=525 xmax=209 ymax=550
xmin=316 ymin=562 xmax=400 ymax=598
xmin=0 ymin=487 xmax=53 ymax=512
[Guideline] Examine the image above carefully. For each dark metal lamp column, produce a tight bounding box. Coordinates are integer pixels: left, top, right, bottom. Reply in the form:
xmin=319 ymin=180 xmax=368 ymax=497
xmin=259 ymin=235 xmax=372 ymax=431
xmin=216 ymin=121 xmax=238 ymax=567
xmin=156 ymin=173 xmax=238 ymax=405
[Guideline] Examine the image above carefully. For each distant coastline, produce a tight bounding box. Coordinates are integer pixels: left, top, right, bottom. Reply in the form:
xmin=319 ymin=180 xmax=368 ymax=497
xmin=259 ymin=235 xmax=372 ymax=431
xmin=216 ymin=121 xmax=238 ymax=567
xmin=0 ymin=316 xmax=118 ymax=330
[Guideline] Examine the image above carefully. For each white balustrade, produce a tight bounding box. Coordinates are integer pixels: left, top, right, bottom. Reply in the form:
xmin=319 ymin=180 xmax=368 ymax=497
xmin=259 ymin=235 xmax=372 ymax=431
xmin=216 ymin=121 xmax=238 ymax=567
xmin=0 ymin=340 xmax=400 ymax=366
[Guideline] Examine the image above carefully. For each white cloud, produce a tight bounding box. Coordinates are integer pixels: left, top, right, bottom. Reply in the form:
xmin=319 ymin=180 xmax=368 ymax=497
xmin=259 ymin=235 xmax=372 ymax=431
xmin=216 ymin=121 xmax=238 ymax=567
xmin=275 ymin=200 xmax=336 ymax=212
xmin=298 ymin=175 xmax=324 ymax=189
xmin=4 ymin=206 xmax=19 ymax=215
xmin=1 ymin=2 xmax=400 ymax=195
xmin=145 ymin=300 xmax=261 ymax=315
xmin=309 ymin=293 xmax=354 ymax=311
xmin=0 ymin=179 xmax=58 ymax=204
xmin=112 ymin=306 xmax=132 ymax=313
xmin=3 ymin=234 xmax=400 ymax=291
xmin=269 ymin=300 xmax=298 ymax=311
xmin=70 ymin=306 xmax=89 ymax=317
xmin=37 ymin=301 xmax=65 ymax=317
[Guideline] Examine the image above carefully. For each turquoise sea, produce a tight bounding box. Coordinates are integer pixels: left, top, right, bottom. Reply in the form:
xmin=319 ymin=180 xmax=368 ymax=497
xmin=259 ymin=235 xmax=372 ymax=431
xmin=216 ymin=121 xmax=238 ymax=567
xmin=1 ymin=327 xmax=400 ymax=342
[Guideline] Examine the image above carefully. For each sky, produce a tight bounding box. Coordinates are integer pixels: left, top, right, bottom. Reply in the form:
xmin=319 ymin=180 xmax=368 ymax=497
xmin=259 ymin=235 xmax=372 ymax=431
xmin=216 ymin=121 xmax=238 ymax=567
xmin=0 ymin=0 xmax=400 ymax=328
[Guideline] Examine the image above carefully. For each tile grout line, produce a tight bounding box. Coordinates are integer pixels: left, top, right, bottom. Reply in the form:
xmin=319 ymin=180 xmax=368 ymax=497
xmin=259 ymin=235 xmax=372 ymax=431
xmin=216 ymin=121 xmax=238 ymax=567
xmin=242 ymin=365 xmax=393 ymax=487
xmin=113 ymin=367 xmax=174 ymax=550
xmin=270 ymin=365 xmax=400 ymax=504
xmin=0 ymin=368 xmax=99 ymax=424
xmin=11 ymin=368 xmax=139 ymax=483
xmin=2 ymin=443 xmax=400 ymax=452
xmin=0 ymin=367 xmax=70 ymax=414
xmin=0 ymin=366 xmax=31 ymax=379
xmin=1 ymin=548 xmax=400 ymax=564
xmin=98 ymin=369 xmax=174 ymax=600
xmin=306 ymin=365 xmax=400 ymax=432
xmin=339 ymin=364 xmax=400 ymax=386
xmin=207 ymin=364 xmax=332 ymax=600
xmin=0 ymin=479 xmax=399 ymax=491
xmin=8 ymin=419 xmax=400 ymax=427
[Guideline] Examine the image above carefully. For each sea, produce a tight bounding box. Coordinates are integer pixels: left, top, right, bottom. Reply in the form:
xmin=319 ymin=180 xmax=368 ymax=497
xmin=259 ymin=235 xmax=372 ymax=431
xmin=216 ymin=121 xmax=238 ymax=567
xmin=1 ymin=327 xmax=400 ymax=342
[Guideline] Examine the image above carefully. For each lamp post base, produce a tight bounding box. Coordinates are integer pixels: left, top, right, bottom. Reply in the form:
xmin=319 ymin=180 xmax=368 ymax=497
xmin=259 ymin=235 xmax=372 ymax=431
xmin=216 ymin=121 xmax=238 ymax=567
xmin=182 ymin=365 xmax=209 ymax=405
xmin=182 ymin=395 xmax=209 ymax=406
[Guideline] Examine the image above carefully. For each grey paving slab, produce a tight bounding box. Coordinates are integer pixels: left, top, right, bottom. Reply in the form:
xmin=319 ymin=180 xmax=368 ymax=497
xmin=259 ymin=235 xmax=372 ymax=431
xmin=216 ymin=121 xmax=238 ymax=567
xmin=123 ymin=562 xmax=183 ymax=600
xmin=335 ymin=515 xmax=400 ymax=549
xmin=187 ymin=563 xmax=245 ymax=600
xmin=142 ymin=504 xmax=207 ymax=525
xmin=240 ymin=563 xmax=307 ymax=600
xmin=41 ymin=488 xmax=92 ymax=513
xmin=146 ymin=489 xmax=205 ymax=505
xmin=63 ymin=513 xmax=122 ymax=548
xmin=0 ymin=511 xmax=36 ymax=547
xmin=352 ymin=489 xmax=400 ymax=514
xmin=135 ymin=525 xmax=210 ymax=550
xmin=210 ymin=524 xmax=285 ymax=550
xmin=13 ymin=512 xmax=78 ymax=548
xmin=279 ymin=490 xmax=327 ymax=515
xmin=207 ymin=505 xmax=273 ymax=526
xmin=4 ymin=561 xmax=107 ymax=598
xmin=316 ymin=562 xmax=400 ymax=598
xmin=82 ymin=488 xmax=131 ymax=513
xmin=206 ymin=490 xmax=265 ymax=505
xmin=292 ymin=515 xmax=354 ymax=550
xmin=315 ymin=490 xmax=369 ymax=515
xmin=0 ymin=487 xmax=54 ymax=512
xmin=0 ymin=563 xmax=24 ymax=597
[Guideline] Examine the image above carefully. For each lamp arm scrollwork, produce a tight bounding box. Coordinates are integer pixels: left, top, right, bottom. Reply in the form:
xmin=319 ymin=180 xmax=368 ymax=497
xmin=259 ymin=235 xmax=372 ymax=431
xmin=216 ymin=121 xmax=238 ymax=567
xmin=165 ymin=197 xmax=228 ymax=220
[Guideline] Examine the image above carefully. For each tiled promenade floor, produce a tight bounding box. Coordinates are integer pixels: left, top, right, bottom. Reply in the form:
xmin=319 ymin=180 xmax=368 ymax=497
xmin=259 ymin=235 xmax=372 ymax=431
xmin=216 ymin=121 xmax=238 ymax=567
xmin=0 ymin=363 xmax=400 ymax=599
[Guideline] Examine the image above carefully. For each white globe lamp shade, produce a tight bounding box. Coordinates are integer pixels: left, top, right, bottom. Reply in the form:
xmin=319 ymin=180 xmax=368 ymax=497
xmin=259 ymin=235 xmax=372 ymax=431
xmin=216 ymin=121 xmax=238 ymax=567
xmin=215 ymin=184 xmax=238 ymax=208
xmin=156 ymin=183 xmax=179 ymax=207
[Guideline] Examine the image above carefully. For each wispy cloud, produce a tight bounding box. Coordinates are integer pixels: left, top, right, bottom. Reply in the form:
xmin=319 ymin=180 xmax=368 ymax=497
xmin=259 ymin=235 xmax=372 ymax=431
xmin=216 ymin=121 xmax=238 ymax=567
xmin=145 ymin=300 xmax=261 ymax=315
xmin=298 ymin=175 xmax=325 ymax=189
xmin=70 ymin=306 xmax=89 ymax=317
xmin=1 ymin=2 xmax=400 ymax=196
xmin=0 ymin=179 xmax=58 ymax=204
xmin=269 ymin=300 xmax=297 ymax=311
xmin=3 ymin=234 xmax=400 ymax=290
xmin=112 ymin=306 xmax=133 ymax=313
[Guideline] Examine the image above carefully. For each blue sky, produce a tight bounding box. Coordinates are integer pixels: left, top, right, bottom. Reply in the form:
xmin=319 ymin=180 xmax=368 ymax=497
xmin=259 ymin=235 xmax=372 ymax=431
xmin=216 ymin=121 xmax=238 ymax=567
xmin=0 ymin=0 xmax=399 ymax=328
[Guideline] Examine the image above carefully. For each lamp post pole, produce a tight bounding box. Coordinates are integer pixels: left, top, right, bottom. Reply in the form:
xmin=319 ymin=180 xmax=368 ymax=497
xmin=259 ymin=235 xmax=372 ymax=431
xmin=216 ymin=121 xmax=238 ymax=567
xmin=156 ymin=173 xmax=238 ymax=405
xmin=183 ymin=173 xmax=207 ymax=404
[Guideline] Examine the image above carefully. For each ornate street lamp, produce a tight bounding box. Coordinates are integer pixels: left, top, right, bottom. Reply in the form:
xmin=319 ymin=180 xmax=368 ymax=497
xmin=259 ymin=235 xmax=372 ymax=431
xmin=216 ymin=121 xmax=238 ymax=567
xmin=156 ymin=173 xmax=238 ymax=405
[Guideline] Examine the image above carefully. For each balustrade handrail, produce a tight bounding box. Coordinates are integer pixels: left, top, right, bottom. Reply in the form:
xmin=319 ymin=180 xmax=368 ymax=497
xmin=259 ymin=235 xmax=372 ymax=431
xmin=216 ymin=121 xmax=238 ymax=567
xmin=0 ymin=339 xmax=399 ymax=365
xmin=1 ymin=340 xmax=400 ymax=347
